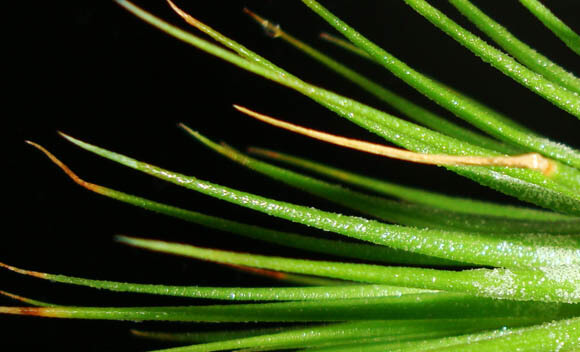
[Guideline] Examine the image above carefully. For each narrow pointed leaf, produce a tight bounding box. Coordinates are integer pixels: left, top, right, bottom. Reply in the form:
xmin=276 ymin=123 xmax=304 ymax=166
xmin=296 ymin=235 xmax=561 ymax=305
xmin=118 ymin=236 xmax=580 ymax=303
xmin=115 ymin=1 xmax=580 ymax=214
xmin=301 ymin=0 xmax=580 ymax=164
xmin=0 ymin=262 xmax=429 ymax=301
xmin=187 ymin=127 xmax=580 ymax=235
xmin=395 ymin=316 xmax=580 ymax=352
xmin=2 ymin=291 xmax=579 ymax=322
xmin=60 ymin=134 xmax=580 ymax=270
xmin=28 ymin=140 xmax=456 ymax=267
xmin=245 ymin=10 xmax=518 ymax=153
xmin=248 ymin=147 xmax=577 ymax=221
xmin=304 ymin=317 xmax=580 ymax=352
xmin=0 ymin=290 xmax=56 ymax=307
xmin=145 ymin=319 xmax=543 ymax=352
xmin=449 ymin=0 xmax=580 ymax=94
xmin=400 ymin=0 xmax=580 ymax=117
xmin=519 ymin=0 xmax=580 ymax=56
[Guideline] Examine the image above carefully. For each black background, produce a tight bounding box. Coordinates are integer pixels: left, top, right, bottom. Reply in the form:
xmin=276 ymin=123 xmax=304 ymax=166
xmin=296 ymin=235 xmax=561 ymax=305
xmin=9 ymin=1 xmax=580 ymax=350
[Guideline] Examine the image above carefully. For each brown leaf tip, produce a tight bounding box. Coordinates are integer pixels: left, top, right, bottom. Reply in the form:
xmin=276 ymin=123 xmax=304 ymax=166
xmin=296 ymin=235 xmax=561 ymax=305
xmin=0 ymin=262 xmax=46 ymax=279
xmin=243 ymin=8 xmax=282 ymax=38
xmin=0 ymin=307 xmax=48 ymax=317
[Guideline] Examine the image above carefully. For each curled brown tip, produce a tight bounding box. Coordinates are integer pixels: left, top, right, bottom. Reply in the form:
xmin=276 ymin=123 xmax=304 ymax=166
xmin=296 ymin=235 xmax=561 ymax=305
xmin=26 ymin=140 xmax=101 ymax=192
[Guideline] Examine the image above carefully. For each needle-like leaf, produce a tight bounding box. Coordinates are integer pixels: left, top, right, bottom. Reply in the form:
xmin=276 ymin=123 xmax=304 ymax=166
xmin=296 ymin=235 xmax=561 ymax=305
xmin=58 ymin=134 xmax=580 ymax=270
xmin=115 ymin=0 xmax=580 ymax=215
xmin=117 ymin=235 xmax=580 ymax=303
xmin=0 ymin=262 xmax=430 ymax=301
xmin=140 ymin=319 xmax=543 ymax=352
xmin=232 ymin=106 xmax=555 ymax=174
xmin=449 ymin=0 xmax=580 ymax=94
xmin=518 ymin=0 xmax=580 ymax=56
xmin=247 ymin=147 xmax=577 ymax=221
xmin=27 ymin=140 xmax=457 ymax=267
xmin=301 ymin=0 xmax=580 ymax=161
xmin=184 ymin=125 xmax=580 ymax=235
xmin=2 ymin=290 xmax=578 ymax=321
xmin=399 ymin=0 xmax=580 ymax=116
xmin=243 ymin=8 xmax=519 ymax=154
xmin=303 ymin=317 xmax=580 ymax=352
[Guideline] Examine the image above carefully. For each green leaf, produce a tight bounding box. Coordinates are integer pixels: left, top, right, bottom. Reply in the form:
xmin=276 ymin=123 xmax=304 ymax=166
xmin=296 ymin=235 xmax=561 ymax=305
xmin=115 ymin=0 xmax=580 ymax=215
xmin=2 ymin=291 xmax=578 ymax=322
xmin=519 ymin=0 xmax=580 ymax=56
xmin=118 ymin=235 xmax=580 ymax=303
xmin=396 ymin=316 xmax=580 ymax=352
xmin=59 ymin=134 xmax=580 ymax=270
xmin=245 ymin=10 xmax=519 ymax=154
xmin=186 ymin=127 xmax=580 ymax=235
xmin=143 ymin=319 xmax=543 ymax=352
xmin=301 ymin=0 xmax=580 ymax=162
xmin=449 ymin=0 xmax=580 ymax=94
xmin=400 ymin=0 xmax=580 ymax=117
xmin=0 ymin=262 xmax=429 ymax=301
xmin=248 ymin=147 xmax=577 ymax=221
xmin=27 ymin=140 xmax=456 ymax=267
xmin=304 ymin=316 xmax=580 ymax=352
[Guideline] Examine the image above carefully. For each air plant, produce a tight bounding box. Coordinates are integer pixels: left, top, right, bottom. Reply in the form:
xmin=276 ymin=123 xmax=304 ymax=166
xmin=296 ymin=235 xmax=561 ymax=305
xmin=6 ymin=0 xmax=580 ymax=350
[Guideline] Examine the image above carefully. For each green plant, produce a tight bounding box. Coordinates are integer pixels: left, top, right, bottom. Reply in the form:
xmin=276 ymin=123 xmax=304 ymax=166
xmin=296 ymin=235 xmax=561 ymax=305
xmin=7 ymin=0 xmax=580 ymax=350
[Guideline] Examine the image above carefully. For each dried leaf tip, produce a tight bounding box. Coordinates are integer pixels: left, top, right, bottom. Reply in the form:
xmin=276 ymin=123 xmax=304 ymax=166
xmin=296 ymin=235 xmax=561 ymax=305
xmin=26 ymin=139 xmax=105 ymax=191
xmin=0 ymin=291 xmax=32 ymax=304
xmin=0 ymin=307 xmax=59 ymax=317
xmin=166 ymin=0 xmax=206 ymax=29
xmin=243 ymin=8 xmax=282 ymax=38
xmin=233 ymin=105 xmax=557 ymax=175
xmin=0 ymin=262 xmax=46 ymax=279
xmin=177 ymin=122 xmax=200 ymax=138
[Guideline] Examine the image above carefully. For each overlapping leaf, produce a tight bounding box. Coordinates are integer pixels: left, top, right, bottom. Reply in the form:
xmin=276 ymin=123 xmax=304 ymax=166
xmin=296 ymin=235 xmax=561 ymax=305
xmin=185 ymin=126 xmax=580 ymax=234
xmin=519 ymin=0 xmax=580 ymax=56
xmin=59 ymin=134 xmax=580 ymax=272
xmin=7 ymin=2 xmax=580 ymax=351
xmin=115 ymin=1 xmax=580 ymax=215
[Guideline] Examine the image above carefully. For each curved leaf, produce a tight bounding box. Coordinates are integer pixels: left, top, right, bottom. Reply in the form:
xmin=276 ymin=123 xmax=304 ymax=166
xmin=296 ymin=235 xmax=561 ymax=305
xmin=118 ymin=236 xmax=580 ymax=303
xmin=0 ymin=262 xmax=429 ymax=301
xmin=519 ymin=0 xmax=580 ymax=56
xmin=115 ymin=1 xmax=580 ymax=214
xmin=301 ymin=0 xmax=580 ymax=164
xmin=244 ymin=9 xmax=518 ymax=154
xmin=186 ymin=127 xmax=580 ymax=235
xmin=248 ymin=147 xmax=577 ymax=221
xmin=60 ymin=134 xmax=580 ymax=270
xmin=449 ymin=0 xmax=580 ymax=94
xmin=27 ymin=141 xmax=457 ymax=267
xmin=2 ymin=291 xmax=578 ymax=321
xmin=401 ymin=0 xmax=580 ymax=117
